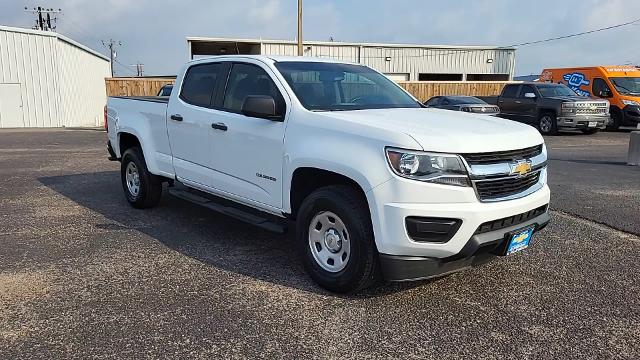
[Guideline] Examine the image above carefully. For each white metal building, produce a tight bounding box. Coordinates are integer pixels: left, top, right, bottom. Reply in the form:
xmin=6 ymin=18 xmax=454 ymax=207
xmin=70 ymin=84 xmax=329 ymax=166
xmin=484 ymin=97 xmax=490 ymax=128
xmin=187 ymin=37 xmax=516 ymax=82
xmin=0 ymin=26 xmax=110 ymax=128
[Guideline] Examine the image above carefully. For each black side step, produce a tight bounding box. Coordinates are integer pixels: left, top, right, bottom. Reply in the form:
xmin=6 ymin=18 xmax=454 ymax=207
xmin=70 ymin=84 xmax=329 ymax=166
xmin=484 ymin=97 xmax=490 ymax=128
xmin=168 ymin=186 xmax=288 ymax=234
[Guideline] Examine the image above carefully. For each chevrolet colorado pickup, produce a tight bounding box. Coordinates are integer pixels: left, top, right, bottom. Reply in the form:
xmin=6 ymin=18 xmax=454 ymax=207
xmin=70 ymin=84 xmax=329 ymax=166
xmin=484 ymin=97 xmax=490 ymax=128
xmin=489 ymin=82 xmax=610 ymax=135
xmin=106 ymin=56 xmax=550 ymax=293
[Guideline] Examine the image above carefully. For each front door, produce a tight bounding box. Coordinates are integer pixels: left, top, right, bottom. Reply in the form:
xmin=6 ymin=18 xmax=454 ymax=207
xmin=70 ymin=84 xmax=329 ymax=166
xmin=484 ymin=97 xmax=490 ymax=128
xmin=207 ymin=61 xmax=288 ymax=210
xmin=515 ymin=84 xmax=538 ymax=124
xmin=166 ymin=62 xmax=227 ymax=188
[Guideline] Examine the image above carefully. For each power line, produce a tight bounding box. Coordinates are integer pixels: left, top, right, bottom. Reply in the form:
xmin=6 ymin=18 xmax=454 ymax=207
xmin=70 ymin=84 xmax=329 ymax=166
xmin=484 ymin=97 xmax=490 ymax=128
xmin=102 ymin=39 xmax=122 ymax=77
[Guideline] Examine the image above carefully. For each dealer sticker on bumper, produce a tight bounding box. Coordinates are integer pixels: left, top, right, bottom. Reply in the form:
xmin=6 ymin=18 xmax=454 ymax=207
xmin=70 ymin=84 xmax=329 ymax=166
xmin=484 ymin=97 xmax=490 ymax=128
xmin=506 ymin=227 xmax=534 ymax=255
xmin=588 ymin=121 xmax=598 ymax=127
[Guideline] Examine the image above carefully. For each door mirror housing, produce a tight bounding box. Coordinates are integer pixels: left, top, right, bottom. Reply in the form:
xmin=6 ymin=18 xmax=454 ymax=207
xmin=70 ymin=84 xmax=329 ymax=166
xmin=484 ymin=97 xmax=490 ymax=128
xmin=524 ymin=92 xmax=536 ymax=99
xmin=241 ymin=95 xmax=282 ymax=121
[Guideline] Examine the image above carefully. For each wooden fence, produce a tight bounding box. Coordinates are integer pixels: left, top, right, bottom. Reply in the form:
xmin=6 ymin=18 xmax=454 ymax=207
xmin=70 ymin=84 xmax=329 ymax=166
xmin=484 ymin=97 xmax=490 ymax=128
xmin=398 ymin=81 xmax=518 ymax=102
xmin=105 ymin=78 xmax=175 ymax=97
xmin=105 ymin=77 xmax=517 ymax=101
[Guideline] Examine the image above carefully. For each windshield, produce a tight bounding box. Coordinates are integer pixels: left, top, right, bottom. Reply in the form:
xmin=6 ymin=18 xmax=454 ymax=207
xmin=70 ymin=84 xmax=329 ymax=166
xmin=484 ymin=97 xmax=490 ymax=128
xmin=447 ymin=96 xmax=486 ymax=105
xmin=537 ymin=84 xmax=577 ymax=97
xmin=609 ymin=77 xmax=640 ymax=95
xmin=274 ymin=61 xmax=421 ymax=111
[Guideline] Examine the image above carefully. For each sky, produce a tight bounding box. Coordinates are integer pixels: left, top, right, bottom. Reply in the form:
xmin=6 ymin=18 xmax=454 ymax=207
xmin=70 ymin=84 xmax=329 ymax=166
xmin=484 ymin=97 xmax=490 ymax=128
xmin=2 ymin=0 xmax=640 ymax=76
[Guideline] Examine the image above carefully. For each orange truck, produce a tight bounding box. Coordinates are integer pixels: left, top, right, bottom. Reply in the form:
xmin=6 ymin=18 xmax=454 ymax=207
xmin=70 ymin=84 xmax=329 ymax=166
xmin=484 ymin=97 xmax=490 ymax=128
xmin=539 ymin=66 xmax=640 ymax=129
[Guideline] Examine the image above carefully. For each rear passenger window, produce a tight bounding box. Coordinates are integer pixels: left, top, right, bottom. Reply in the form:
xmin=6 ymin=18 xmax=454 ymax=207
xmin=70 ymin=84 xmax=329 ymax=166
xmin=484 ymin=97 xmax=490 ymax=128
xmin=502 ymin=85 xmax=519 ymax=98
xmin=180 ymin=63 xmax=223 ymax=108
xmin=223 ymin=63 xmax=286 ymax=117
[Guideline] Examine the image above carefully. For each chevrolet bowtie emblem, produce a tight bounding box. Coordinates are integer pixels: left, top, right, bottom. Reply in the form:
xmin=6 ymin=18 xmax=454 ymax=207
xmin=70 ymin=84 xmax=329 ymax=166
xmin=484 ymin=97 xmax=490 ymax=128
xmin=510 ymin=160 xmax=532 ymax=176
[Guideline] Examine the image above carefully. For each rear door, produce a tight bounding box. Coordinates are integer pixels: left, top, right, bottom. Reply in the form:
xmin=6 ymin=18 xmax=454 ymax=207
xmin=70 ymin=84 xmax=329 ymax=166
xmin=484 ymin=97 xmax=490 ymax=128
xmin=167 ymin=62 xmax=228 ymax=187
xmin=207 ymin=60 xmax=289 ymax=210
xmin=497 ymin=84 xmax=520 ymax=119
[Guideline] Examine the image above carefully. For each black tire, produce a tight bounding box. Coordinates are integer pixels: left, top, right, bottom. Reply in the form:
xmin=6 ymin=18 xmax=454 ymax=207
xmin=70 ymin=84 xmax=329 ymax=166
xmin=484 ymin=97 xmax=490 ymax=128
xmin=538 ymin=112 xmax=558 ymax=135
xmin=606 ymin=110 xmax=622 ymax=131
xmin=296 ymin=185 xmax=380 ymax=293
xmin=121 ymin=147 xmax=162 ymax=209
xmin=581 ymin=128 xmax=599 ymax=135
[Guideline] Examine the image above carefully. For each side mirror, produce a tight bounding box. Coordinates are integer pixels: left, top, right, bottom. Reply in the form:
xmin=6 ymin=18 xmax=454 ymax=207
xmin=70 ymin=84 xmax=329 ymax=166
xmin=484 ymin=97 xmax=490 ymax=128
xmin=241 ymin=95 xmax=282 ymax=121
xmin=524 ymin=92 xmax=536 ymax=99
xmin=598 ymin=90 xmax=612 ymax=98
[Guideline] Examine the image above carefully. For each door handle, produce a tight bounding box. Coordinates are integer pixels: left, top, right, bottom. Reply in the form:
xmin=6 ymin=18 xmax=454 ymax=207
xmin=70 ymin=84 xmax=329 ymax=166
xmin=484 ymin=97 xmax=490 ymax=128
xmin=170 ymin=114 xmax=183 ymax=121
xmin=515 ymin=100 xmax=521 ymax=104
xmin=211 ymin=122 xmax=228 ymax=131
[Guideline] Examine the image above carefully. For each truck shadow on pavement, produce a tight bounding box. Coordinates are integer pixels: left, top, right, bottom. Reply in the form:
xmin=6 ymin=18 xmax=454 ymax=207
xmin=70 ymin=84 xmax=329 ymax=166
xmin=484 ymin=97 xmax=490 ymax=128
xmin=39 ymin=171 xmax=427 ymax=298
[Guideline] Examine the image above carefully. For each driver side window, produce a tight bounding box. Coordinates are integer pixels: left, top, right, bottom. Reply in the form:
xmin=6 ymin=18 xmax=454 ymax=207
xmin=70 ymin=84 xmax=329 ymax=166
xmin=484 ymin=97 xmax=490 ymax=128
xmin=592 ymin=78 xmax=612 ymax=98
xmin=222 ymin=63 xmax=286 ymax=117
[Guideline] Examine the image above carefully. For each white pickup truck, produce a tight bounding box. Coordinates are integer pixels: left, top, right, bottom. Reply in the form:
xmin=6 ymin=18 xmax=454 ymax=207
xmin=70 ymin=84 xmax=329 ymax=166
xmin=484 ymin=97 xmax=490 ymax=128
xmin=106 ymin=55 xmax=550 ymax=293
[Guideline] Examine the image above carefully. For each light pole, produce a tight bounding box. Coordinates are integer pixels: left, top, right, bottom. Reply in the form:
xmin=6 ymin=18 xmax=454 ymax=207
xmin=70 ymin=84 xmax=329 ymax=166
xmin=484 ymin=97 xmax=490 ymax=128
xmin=297 ymin=0 xmax=303 ymax=56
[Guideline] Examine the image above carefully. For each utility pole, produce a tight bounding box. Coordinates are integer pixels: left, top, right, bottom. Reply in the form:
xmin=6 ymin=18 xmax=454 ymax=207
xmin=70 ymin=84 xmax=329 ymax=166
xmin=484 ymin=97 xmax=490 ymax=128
xmin=297 ymin=0 xmax=303 ymax=56
xmin=102 ymin=39 xmax=121 ymax=77
xmin=24 ymin=7 xmax=61 ymax=31
xmin=132 ymin=62 xmax=144 ymax=77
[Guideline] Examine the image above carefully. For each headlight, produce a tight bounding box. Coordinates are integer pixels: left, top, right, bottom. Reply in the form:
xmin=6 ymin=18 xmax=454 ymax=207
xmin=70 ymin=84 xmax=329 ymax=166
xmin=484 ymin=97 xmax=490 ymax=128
xmin=385 ymin=148 xmax=470 ymax=187
xmin=622 ymin=99 xmax=640 ymax=106
xmin=561 ymin=102 xmax=576 ymax=114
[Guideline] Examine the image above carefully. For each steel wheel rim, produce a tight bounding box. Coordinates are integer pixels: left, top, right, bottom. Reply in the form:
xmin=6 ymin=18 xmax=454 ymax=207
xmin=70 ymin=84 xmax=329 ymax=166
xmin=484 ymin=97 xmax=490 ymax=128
xmin=125 ymin=162 xmax=141 ymax=197
xmin=540 ymin=116 xmax=552 ymax=132
xmin=308 ymin=211 xmax=351 ymax=273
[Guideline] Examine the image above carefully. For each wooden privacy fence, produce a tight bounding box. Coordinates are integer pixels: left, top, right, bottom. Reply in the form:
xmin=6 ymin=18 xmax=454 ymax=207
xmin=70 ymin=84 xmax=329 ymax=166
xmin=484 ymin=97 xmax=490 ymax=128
xmin=105 ymin=77 xmax=518 ymax=101
xmin=398 ymin=81 xmax=519 ymax=102
xmin=105 ymin=77 xmax=175 ymax=97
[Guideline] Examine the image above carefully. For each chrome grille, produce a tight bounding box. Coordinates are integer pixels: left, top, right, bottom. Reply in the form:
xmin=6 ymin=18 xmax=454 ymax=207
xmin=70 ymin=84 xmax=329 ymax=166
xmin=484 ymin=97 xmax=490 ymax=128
xmin=461 ymin=145 xmax=543 ymax=165
xmin=576 ymin=107 xmax=607 ymax=115
xmin=473 ymin=171 xmax=541 ymax=201
xmin=469 ymin=106 xmax=500 ymax=114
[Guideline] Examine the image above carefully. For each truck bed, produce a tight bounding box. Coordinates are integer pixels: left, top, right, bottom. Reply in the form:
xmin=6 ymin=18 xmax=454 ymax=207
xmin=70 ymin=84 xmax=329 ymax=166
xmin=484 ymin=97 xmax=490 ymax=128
xmin=109 ymin=96 xmax=169 ymax=104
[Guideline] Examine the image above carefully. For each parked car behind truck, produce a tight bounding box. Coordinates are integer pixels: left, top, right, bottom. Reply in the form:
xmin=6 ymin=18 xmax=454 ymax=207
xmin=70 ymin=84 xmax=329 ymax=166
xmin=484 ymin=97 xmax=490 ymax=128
xmin=540 ymin=65 xmax=640 ymax=130
xmin=490 ymin=82 xmax=609 ymax=135
xmin=106 ymin=55 xmax=550 ymax=293
xmin=424 ymin=95 xmax=500 ymax=116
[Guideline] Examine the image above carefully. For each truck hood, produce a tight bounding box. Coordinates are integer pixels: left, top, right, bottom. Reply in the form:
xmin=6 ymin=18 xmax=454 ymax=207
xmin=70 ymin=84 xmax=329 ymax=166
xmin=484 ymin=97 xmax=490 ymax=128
xmin=544 ymin=95 xmax=604 ymax=102
xmin=316 ymin=107 xmax=543 ymax=153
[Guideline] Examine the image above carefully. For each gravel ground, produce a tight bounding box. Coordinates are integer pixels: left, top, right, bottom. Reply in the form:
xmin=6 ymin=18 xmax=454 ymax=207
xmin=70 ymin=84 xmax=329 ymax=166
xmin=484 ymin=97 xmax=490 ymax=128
xmin=0 ymin=128 xmax=638 ymax=359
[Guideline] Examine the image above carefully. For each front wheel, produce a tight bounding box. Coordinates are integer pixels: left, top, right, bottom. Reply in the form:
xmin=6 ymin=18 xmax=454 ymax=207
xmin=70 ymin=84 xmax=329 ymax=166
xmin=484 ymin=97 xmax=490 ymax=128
xmin=606 ymin=111 xmax=622 ymax=131
xmin=121 ymin=147 xmax=163 ymax=209
xmin=296 ymin=185 xmax=380 ymax=293
xmin=538 ymin=113 xmax=558 ymax=135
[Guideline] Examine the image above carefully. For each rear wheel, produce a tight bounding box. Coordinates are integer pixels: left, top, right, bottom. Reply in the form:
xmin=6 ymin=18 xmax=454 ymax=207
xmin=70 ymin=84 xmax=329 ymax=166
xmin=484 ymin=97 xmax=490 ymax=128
xmin=538 ymin=112 xmax=558 ymax=135
xmin=121 ymin=147 xmax=162 ymax=208
xmin=296 ymin=185 xmax=380 ymax=293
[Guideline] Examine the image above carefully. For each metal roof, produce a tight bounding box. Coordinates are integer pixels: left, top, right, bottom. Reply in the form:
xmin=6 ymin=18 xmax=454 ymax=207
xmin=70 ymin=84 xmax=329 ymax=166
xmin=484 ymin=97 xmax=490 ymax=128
xmin=0 ymin=25 xmax=110 ymax=61
xmin=186 ymin=36 xmax=515 ymax=51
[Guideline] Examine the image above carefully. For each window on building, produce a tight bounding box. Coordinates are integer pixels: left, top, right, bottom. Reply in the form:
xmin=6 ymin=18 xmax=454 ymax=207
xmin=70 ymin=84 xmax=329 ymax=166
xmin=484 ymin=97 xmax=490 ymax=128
xmin=466 ymin=74 xmax=510 ymax=81
xmin=418 ymin=73 xmax=463 ymax=81
xmin=223 ymin=63 xmax=286 ymax=117
xmin=180 ymin=63 xmax=224 ymax=108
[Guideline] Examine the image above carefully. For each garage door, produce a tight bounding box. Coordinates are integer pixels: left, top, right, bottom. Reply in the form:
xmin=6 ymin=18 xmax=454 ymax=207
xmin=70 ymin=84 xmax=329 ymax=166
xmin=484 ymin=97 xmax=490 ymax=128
xmin=0 ymin=84 xmax=24 ymax=128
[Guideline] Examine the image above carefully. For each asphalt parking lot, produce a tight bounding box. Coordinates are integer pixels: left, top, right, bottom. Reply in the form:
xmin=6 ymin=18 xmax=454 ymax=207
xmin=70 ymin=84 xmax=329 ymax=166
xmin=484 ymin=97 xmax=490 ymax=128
xmin=0 ymin=128 xmax=638 ymax=359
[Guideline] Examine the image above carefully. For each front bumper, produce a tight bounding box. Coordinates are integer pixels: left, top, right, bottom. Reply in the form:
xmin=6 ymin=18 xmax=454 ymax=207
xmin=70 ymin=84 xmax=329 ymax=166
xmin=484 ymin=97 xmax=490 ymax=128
xmin=557 ymin=115 xmax=609 ymax=129
xmin=380 ymin=211 xmax=550 ymax=281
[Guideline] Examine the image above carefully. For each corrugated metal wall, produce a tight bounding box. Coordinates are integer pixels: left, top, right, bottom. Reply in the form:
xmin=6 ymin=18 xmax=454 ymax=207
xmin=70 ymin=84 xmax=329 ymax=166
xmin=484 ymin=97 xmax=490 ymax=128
xmin=0 ymin=27 xmax=110 ymax=128
xmin=261 ymin=43 xmax=515 ymax=81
